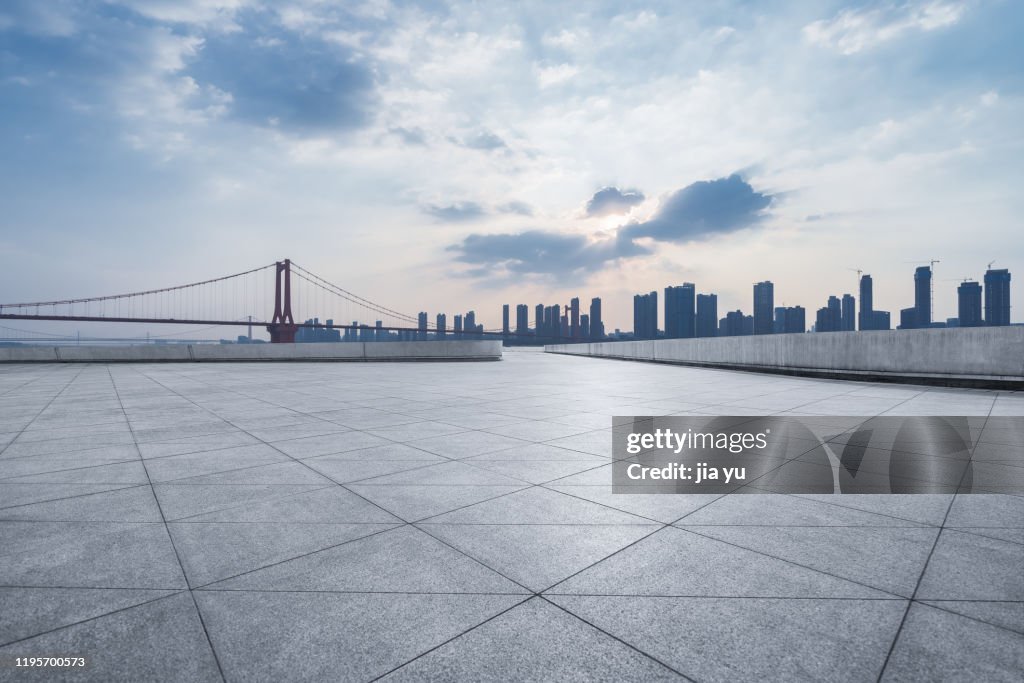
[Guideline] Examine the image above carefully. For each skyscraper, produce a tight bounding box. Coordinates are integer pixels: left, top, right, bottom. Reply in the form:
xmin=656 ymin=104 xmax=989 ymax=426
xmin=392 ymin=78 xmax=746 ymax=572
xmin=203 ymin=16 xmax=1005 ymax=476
xmin=664 ymin=283 xmax=696 ymax=339
xmin=841 ymin=294 xmax=855 ymax=331
xmin=589 ymin=297 xmax=604 ymax=340
xmin=502 ymin=304 xmax=510 ymax=337
xmin=453 ymin=314 xmax=463 ymax=334
xmin=535 ymin=304 xmax=544 ymax=338
xmin=753 ymin=281 xmax=774 ymax=335
xmin=859 ymin=274 xmax=873 ymax=330
xmin=580 ymin=314 xmax=590 ymax=339
xmin=914 ymin=266 xmax=932 ymax=327
xmin=436 ymin=313 xmax=446 ymax=337
xmin=696 ymin=293 xmax=718 ymax=338
xmin=516 ymin=304 xmax=529 ymax=336
xmin=773 ymin=307 xmax=786 ymax=334
xmin=783 ymin=306 xmax=806 ymax=334
xmin=418 ymin=312 xmax=428 ymax=341
xmin=633 ymin=291 xmax=658 ymax=339
xmin=958 ymin=281 xmax=983 ymax=327
xmin=570 ymin=297 xmax=580 ymax=339
xmin=984 ymin=268 xmax=1011 ymax=326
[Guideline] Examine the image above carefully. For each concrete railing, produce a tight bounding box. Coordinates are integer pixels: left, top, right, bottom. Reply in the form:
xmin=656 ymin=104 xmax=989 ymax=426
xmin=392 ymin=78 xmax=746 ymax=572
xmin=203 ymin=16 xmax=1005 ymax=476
xmin=0 ymin=340 xmax=502 ymax=363
xmin=546 ymin=327 xmax=1024 ymax=388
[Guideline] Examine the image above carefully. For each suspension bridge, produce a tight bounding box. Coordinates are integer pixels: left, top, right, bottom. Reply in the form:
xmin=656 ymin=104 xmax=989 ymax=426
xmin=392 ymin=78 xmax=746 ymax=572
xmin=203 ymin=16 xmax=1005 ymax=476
xmin=0 ymin=259 xmax=555 ymax=344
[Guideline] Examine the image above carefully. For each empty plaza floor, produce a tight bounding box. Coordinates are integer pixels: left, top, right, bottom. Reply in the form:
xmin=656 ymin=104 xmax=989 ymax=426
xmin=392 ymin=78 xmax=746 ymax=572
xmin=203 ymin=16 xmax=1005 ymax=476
xmin=0 ymin=350 xmax=1022 ymax=682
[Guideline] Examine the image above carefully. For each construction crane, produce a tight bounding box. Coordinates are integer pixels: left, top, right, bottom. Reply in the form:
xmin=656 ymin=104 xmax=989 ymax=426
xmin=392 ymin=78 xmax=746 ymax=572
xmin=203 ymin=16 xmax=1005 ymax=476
xmin=987 ymin=260 xmax=996 ymax=270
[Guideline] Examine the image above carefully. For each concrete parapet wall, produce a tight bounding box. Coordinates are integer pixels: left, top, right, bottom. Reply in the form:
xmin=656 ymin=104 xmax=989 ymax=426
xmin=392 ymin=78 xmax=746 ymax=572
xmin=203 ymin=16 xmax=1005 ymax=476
xmin=546 ymin=327 xmax=1024 ymax=388
xmin=0 ymin=340 xmax=502 ymax=363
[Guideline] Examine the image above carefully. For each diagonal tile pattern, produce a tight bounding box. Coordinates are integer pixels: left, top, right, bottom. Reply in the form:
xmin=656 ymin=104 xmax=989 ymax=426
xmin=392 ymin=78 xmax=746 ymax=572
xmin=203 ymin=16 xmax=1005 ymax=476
xmin=0 ymin=352 xmax=1021 ymax=681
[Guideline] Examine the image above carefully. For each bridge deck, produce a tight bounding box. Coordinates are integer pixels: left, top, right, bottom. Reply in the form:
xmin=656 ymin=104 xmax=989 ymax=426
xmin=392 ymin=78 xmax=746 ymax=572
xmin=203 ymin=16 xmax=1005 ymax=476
xmin=0 ymin=351 xmax=1021 ymax=681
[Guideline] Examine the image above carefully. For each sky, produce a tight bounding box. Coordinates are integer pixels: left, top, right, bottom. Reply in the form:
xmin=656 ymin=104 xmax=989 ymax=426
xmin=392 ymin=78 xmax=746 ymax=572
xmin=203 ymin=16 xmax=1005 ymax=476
xmin=1 ymin=0 xmax=1022 ymax=334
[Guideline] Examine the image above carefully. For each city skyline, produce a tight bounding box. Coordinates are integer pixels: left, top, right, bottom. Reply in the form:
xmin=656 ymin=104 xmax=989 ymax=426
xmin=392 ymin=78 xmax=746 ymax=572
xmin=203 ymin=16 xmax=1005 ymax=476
xmin=1 ymin=1 xmax=1022 ymax=334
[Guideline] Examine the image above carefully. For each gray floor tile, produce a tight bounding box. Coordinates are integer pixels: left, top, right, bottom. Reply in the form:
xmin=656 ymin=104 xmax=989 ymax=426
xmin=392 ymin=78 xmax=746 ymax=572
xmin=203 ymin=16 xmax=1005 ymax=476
xmin=0 ymin=592 xmax=221 ymax=682
xmin=944 ymin=494 xmax=1024 ymax=527
xmin=0 ymin=483 xmax=137 ymax=509
xmin=382 ymin=597 xmax=681 ymax=681
xmin=551 ymin=526 xmax=890 ymax=598
xmin=168 ymin=521 xmax=399 ymax=586
xmin=197 ymin=590 xmax=525 ymax=682
xmin=0 ymin=521 xmax=186 ymax=588
xmin=422 ymin=523 xmax=659 ymax=592
xmin=680 ymin=526 xmax=939 ymax=597
xmin=917 ymin=529 xmax=1024 ymax=601
xmin=181 ymin=486 xmax=401 ymax=523
xmin=0 ymin=461 xmax=150 ymax=485
xmin=0 ymin=587 xmax=178 ymax=645
xmin=345 ymin=483 xmax=529 ymax=521
xmin=545 ymin=486 xmax=723 ymax=524
xmin=420 ymin=487 xmax=651 ymax=525
xmin=144 ymin=444 xmax=288 ymax=482
xmin=919 ymin=600 xmax=1024 ymax=634
xmin=303 ymin=456 xmax=437 ymax=483
xmin=0 ymin=486 xmax=161 ymax=522
xmin=404 ymin=431 xmax=531 ymax=459
xmin=207 ymin=525 xmax=529 ymax=594
xmin=882 ymin=603 xmax=1024 ymax=682
xmin=552 ymin=595 xmax=906 ymax=682
xmin=152 ymin=483 xmax=329 ymax=521
xmin=678 ymin=493 xmax=930 ymax=527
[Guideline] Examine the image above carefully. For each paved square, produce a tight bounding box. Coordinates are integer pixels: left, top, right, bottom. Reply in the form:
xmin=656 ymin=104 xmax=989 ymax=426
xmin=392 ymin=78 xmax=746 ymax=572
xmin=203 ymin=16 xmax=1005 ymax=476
xmin=1 ymin=350 xmax=1022 ymax=681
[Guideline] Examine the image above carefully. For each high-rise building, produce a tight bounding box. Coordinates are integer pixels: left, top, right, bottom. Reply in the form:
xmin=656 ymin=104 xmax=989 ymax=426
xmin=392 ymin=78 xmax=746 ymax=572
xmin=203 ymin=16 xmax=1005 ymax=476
xmin=914 ymin=266 xmax=932 ymax=327
xmin=958 ymin=281 xmax=983 ymax=327
xmin=984 ymin=268 xmax=1011 ymax=326
xmin=722 ymin=310 xmax=746 ymax=337
xmin=783 ymin=306 xmax=806 ymax=334
xmin=664 ymin=283 xmax=696 ymax=339
xmin=841 ymin=294 xmax=855 ymax=331
xmin=633 ymin=291 xmax=658 ymax=339
xmin=815 ymin=297 xmax=843 ymax=332
xmin=753 ymin=281 xmax=774 ymax=335
xmin=535 ymin=304 xmax=544 ymax=338
xmin=570 ymin=297 xmax=580 ymax=339
xmin=454 ymin=314 xmax=463 ymax=334
xmin=418 ymin=312 xmax=428 ymax=340
xmin=589 ymin=297 xmax=604 ymax=340
xmin=773 ymin=307 xmax=786 ymax=334
xmin=436 ymin=313 xmax=446 ymax=337
xmin=516 ymin=304 xmax=529 ymax=336
xmin=580 ymin=314 xmax=590 ymax=339
xmin=696 ymin=293 xmax=717 ymax=338
xmin=859 ymin=275 xmax=873 ymax=330
xmin=502 ymin=305 xmax=510 ymax=337
xmin=899 ymin=307 xmax=917 ymax=330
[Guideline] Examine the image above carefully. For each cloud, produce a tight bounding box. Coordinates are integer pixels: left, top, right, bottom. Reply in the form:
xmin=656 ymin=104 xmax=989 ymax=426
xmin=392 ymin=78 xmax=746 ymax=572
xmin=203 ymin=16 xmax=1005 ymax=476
xmin=452 ymin=130 xmax=506 ymax=151
xmin=536 ymin=63 xmax=578 ymax=88
xmin=585 ymin=187 xmax=645 ymax=217
xmin=187 ymin=29 xmax=376 ymax=131
xmin=388 ymin=126 xmax=427 ymax=145
xmin=497 ymin=201 xmax=534 ymax=216
xmin=804 ymin=1 xmax=966 ymax=55
xmin=448 ymin=174 xmax=772 ymax=279
xmin=449 ymin=229 xmax=649 ymax=278
xmin=622 ymin=174 xmax=772 ymax=242
xmin=424 ymin=202 xmax=486 ymax=222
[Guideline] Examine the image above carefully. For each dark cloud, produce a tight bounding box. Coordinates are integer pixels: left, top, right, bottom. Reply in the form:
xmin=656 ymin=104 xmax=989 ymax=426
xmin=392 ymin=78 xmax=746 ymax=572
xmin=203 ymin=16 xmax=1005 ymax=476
xmin=585 ymin=186 xmax=645 ymax=217
xmin=622 ymin=174 xmax=772 ymax=242
xmin=388 ymin=126 xmax=427 ymax=145
xmin=188 ymin=30 xmax=375 ymax=132
xmin=451 ymin=130 xmax=506 ymax=151
xmin=449 ymin=229 xmax=649 ymax=278
xmin=448 ymin=174 xmax=773 ymax=279
xmin=424 ymin=202 xmax=486 ymax=222
xmin=497 ymin=201 xmax=534 ymax=216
